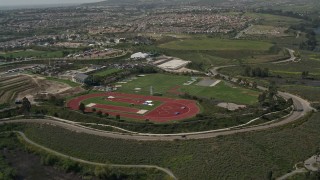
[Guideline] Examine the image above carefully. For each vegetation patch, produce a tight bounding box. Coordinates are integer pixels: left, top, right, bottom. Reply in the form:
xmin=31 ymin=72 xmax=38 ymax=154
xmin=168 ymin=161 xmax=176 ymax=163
xmin=20 ymin=112 xmax=320 ymax=180
xmin=159 ymin=38 xmax=273 ymax=51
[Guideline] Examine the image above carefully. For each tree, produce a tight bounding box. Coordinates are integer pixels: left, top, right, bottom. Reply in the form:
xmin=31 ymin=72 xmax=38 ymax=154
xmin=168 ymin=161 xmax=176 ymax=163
xmin=287 ymin=98 xmax=294 ymax=106
xmin=268 ymin=81 xmax=278 ymax=99
xmin=94 ymin=166 xmax=111 ymax=179
xmin=21 ymin=97 xmax=31 ymax=115
xmin=266 ymin=171 xmax=273 ymax=180
xmin=116 ymin=114 xmax=120 ymax=120
xmin=97 ymin=111 xmax=102 ymax=117
xmin=105 ymin=113 xmax=109 ymax=117
xmin=258 ymin=92 xmax=267 ymax=104
xmin=301 ymin=71 xmax=309 ymax=79
xmin=244 ymin=66 xmax=252 ymax=76
xmin=92 ymin=108 xmax=96 ymax=112
xmin=79 ymin=103 xmax=86 ymax=113
xmin=252 ymin=82 xmax=258 ymax=89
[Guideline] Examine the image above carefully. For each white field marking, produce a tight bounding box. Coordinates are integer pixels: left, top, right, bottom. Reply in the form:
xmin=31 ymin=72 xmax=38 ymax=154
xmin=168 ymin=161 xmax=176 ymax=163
xmin=86 ymin=103 xmax=96 ymax=107
xmin=137 ymin=110 xmax=148 ymax=114
xmin=210 ymin=80 xmax=221 ymax=87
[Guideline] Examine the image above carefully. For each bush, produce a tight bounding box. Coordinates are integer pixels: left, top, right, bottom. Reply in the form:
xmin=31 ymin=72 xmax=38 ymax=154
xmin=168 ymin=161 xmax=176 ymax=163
xmin=97 ymin=111 xmax=103 ymax=117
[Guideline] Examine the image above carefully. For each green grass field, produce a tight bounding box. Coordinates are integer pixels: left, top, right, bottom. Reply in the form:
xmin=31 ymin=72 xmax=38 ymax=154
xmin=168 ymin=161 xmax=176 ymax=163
xmin=21 ymin=112 xmax=320 ymax=180
xmin=92 ymin=68 xmax=122 ymax=76
xmin=117 ymin=74 xmax=259 ymax=104
xmin=244 ymin=12 xmax=303 ymax=27
xmin=219 ymin=55 xmax=320 ymax=79
xmin=0 ymin=49 xmax=64 ymax=59
xmin=117 ymin=74 xmax=190 ymax=95
xmin=181 ymin=82 xmax=259 ymax=105
xmin=280 ymin=85 xmax=320 ymax=102
xmin=81 ymin=96 xmax=162 ymax=111
xmin=159 ymin=38 xmax=273 ymax=51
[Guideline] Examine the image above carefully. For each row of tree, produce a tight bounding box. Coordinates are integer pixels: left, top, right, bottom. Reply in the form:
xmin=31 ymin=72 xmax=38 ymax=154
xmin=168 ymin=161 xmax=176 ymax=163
xmin=244 ymin=66 xmax=269 ymax=77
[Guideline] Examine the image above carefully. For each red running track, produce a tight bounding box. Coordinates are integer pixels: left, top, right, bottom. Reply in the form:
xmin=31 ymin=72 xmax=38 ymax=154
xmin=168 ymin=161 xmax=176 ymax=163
xmin=67 ymin=92 xmax=200 ymax=123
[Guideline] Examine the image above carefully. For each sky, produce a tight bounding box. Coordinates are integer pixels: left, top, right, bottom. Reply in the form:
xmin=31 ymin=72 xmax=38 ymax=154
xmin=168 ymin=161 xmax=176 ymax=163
xmin=0 ymin=0 xmax=102 ymax=6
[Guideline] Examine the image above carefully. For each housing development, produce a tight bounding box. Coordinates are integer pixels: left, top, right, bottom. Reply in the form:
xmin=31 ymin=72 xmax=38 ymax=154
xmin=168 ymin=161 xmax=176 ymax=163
xmin=0 ymin=0 xmax=320 ymax=179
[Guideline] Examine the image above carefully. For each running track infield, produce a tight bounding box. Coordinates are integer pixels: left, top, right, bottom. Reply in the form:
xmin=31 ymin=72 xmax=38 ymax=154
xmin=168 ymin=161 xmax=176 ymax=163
xmin=67 ymin=92 xmax=200 ymax=122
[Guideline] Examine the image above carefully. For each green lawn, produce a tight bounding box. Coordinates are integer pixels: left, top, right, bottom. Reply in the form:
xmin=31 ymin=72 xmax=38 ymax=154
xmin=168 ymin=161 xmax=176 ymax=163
xmin=92 ymin=68 xmax=122 ymax=76
xmin=181 ymin=81 xmax=259 ymax=105
xmin=81 ymin=96 xmax=162 ymax=111
xmin=117 ymin=74 xmax=259 ymax=105
xmin=244 ymin=12 xmax=303 ymax=27
xmin=117 ymin=74 xmax=190 ymax=95
xmin=159 ymin=38 xmax=273 ymax=51
xmin=280 ymin=85 xmax=320 ymax=102
xmin=45 ymin=77 xmax=80 ymax=87
xmin=220 ymin=55 xmax=320 ymax=79
xmin=0 ymin=49 xmax=64 ymax=59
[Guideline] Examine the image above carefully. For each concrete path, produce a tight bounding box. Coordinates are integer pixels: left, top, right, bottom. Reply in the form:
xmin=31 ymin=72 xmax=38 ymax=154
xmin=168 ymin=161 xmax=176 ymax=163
xmin=276 ymin=168 xmax=307 ymax=180
xmin=304 ymin=155 xmax=320 ymax=171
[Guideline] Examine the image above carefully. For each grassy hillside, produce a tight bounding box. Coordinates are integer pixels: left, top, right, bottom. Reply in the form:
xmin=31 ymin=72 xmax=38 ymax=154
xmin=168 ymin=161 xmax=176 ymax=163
xmin=22 ymin=112 xmax=319 ymax=180
xmin=159 ymin=38 xmax=273 ymax=51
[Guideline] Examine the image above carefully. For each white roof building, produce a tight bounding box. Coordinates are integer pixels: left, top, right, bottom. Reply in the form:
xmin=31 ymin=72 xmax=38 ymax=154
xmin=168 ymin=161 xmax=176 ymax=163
xmin=131 ymin=52 xmax=149 ymax=59
xmin=157 ymin=59 xmax=191 ymax=70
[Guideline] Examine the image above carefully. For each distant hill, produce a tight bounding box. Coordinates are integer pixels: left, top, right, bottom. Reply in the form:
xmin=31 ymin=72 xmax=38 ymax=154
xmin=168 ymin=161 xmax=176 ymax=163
xmin=82 ymin=0 xmax=197 ymax=6
xmin=83 ymin=0 xmax=320 ymax=11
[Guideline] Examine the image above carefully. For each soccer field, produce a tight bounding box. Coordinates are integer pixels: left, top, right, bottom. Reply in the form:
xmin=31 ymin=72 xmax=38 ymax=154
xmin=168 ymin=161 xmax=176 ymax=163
xmin=67 ymin=92 xmax=200 ymax=122
xmin=117 ymin=74 xmax=259 ymax=105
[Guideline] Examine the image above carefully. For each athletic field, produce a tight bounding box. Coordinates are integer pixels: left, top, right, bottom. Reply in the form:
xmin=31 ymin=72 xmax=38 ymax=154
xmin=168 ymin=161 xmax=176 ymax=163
xmin=67 ymin=92 xmax=200 ymax=123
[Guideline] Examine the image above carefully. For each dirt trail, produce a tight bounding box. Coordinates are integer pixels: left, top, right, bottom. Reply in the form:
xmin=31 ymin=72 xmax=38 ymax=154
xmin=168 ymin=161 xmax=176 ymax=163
xmin=12 ymin=131 xmax=177 ymax=180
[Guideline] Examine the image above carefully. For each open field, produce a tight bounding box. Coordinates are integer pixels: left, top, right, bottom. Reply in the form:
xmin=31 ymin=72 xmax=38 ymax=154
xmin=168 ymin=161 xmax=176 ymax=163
xmin=67 ymin=92 xmax=200 ymax=122
xmin=117 ymin=74 xmax=189 ymax=95
xmin=244 ymin=13 xmax=303 ymax=27
xmin=244 ymin=25 xmax=288 ymax=37
xmin=180 ymin=81 xmax=259 ymax=105
xmin=81 ymin=96 xmax=162 ymax=111
xmin=117 ymin=74 xmax=259 ymax=105
xmin=280 ymin=85 xmax=320 ymax=102
xmin=0 ymin=49 xmax=65 ymax=59
xmin=219 ymin=55 xmax=320 ymax=79
xmin=159 ymin=38 xmax=273 ymax=51
xmin=20 ymin=112 xmax=320 ymax=180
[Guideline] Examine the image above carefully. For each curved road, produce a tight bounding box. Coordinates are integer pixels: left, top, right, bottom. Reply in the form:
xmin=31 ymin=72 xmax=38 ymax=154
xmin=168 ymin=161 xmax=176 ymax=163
xmin=10 ymin=131 xmax=177 ymax=180
xmin=0 ymin=48 xmax=314 ymax=141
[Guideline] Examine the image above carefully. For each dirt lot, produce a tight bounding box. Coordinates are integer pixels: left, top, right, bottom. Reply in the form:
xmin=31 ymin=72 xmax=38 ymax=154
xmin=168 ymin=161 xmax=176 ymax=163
xmin=16 ymin=75 xmax=73 ymax=103
xmin=0 ymin=74 xmax=83 ymax=104
xmin=244 ymin=25 xmax=287 ymax=37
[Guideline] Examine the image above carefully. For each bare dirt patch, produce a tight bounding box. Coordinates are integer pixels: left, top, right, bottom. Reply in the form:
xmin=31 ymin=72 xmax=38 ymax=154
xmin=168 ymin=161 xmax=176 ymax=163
xmin=217 ymin=102 xmax=246 ymax=111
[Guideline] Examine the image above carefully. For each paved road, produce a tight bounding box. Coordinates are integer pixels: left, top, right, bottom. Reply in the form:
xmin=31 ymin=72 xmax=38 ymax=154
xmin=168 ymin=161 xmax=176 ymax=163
xmin=272 ymin=48 xmax=298 ymax=64
xmin=0 ymin=47 xmax=314 ymax=141
xmin=276 ymin=168 xmax=307 ymax=180
xmin=0 ymin=92 xmax=312 ymax=141
xmin=11 ymin=131 xmax=177 ymax=180
xmin=304 ymin=155 xmax=320 ymax=171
